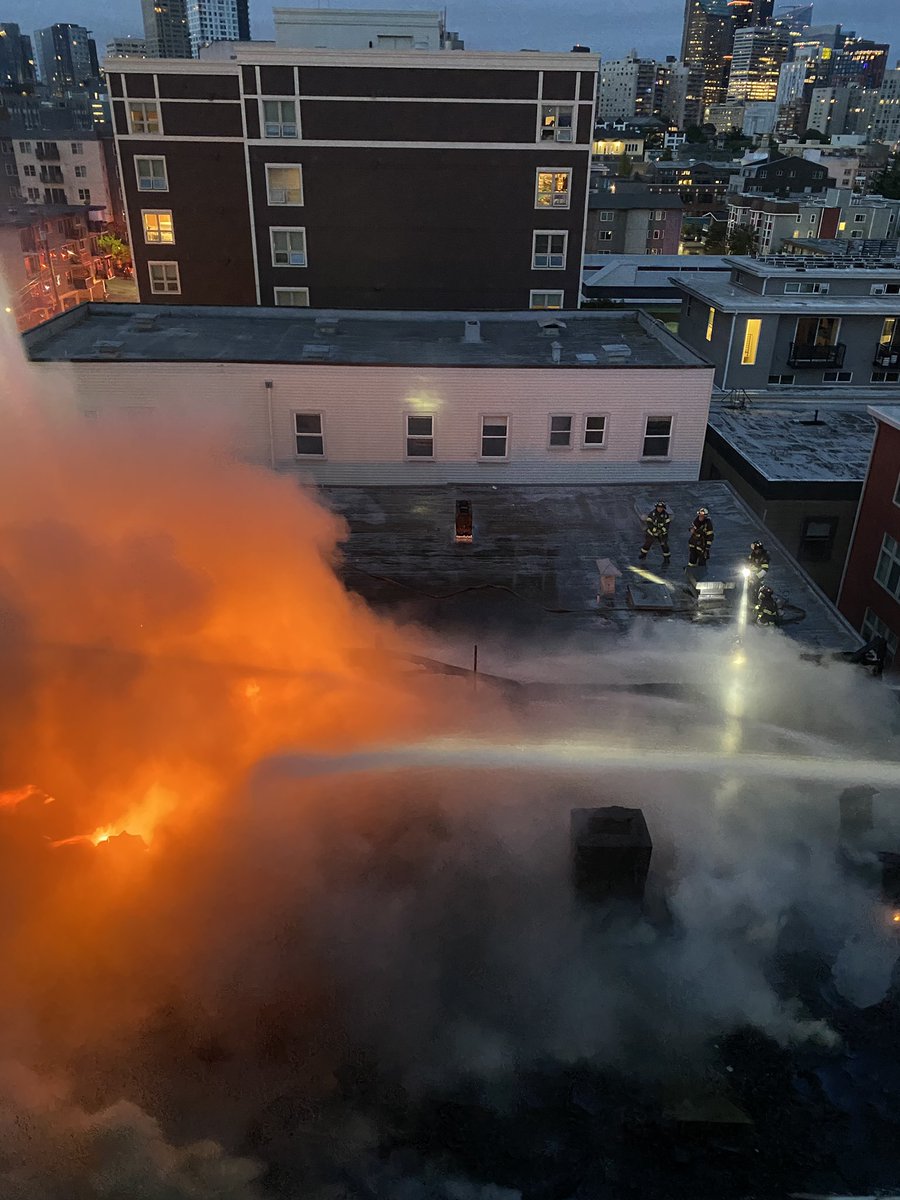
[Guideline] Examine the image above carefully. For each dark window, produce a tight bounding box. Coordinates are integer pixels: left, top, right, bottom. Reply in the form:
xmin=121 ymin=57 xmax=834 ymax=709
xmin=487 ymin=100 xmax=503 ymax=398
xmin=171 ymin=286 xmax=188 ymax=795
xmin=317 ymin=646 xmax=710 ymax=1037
xmin=642 ymin=416 xmax=672 ymax=457
xmin=406 ymin=414 xmax=434 ymax=458
xmin=798 ymin=516 xmax=837 ymax=563
xmin=549 ymin=415 xmax=572 ymax=447
xmin=481 ymin=417 xmax=508 ymax=458
xmin=295 ymin=413 xmax=324 ymax=456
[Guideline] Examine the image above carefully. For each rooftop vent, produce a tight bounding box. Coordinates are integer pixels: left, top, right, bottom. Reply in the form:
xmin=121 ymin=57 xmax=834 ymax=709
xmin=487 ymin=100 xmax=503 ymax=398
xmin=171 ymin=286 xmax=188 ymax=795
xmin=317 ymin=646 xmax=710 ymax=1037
xmin=538 ymin=318 xmax=567 ymax=337
xmin=315 ymin=315 xmax=339 ymax=336
xmin=93 ymin=340 xmax=122 ymax=358
xmin=576 ymin=352 xmax=598 ymax=364
xmin=551 ymin=340 xmax=562 ymax=364
xmin=301 ymin=343 xmax=332 ymax=361
xmin=463 ymin=319 xmax=482 ymax=344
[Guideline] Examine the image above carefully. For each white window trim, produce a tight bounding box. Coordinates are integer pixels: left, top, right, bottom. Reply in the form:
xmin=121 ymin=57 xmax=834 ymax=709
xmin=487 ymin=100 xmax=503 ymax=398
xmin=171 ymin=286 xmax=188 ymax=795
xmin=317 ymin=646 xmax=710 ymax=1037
xmin=141 ymin=209 xmax=175 ymax=245
xmin=265 ymin=162 xmax=304 ymax=206
xmin=147 ymin=260 xmax=181 ymax=295
xmin=293 ymin=411 xmax=325 ymax=458
xmin=641 ymin=413 xmax=674 ymax=461
xmin=548 ymin=414 xmax=574 ymax=450
xmin=875 ymin=533 xmax=900 ymax=603
xmin=127 ymin=100 xmax=162 ymax=136
xmin=273 ymin=286 xmax=310 ymax=307
xmin=583 ymin=414 xmax=608 ymax=449
xmin=260 ymin=96 xmax=300 ymax=140
xmin=269 ymin=226 xmax=307 ymax=267
xmin=405 ymin=413 xmax=435 ymax=461
xmin=134 ymin=155 xmax=168 ymax=192
xmin=534 ymin=167 xmax=572 ymax=210
xmin=532 ymin=229 xmax=568 ymax=270
xmin=893 ymin=471 xmax=900 ymax=510
xmin=479 ymin=415 xmax=510 ymax=461
xmin=537 ymin=103 xmax=575 ymax=143
xmin=529 ymin=289 xmax=564 ymax=310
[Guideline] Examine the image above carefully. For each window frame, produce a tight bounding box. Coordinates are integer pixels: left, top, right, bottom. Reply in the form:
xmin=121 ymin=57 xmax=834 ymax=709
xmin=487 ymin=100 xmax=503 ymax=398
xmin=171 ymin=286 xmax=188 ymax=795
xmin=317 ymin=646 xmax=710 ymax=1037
xmin=532 ymin=229 xmax=568 ymax=270
xmin=294 ymin=411 xmax=325 ymax=458
xmin=583 ymin=414 xmax=608 ymax=449
xmin=147 ymin=260 xmax=181 ymax=295
xmin=599 ymin=209 xmax=614 ymax=221
xmin=269 ymin=226 xmax=307 ymax=267
xmin=127 ymin=100 xmax=161 ymax=136
xmin=741 ymin=317 xmax=762 ymax=366
xmin=548 ymin=414 xmax=573 ymax=450
xmin=875 ymin=532 xmax=900 ymax=602
xmin=273 ymin=286 xmax=310 ymax=307
xmin=405 ymin=413 xmax=435 ymax=460
xmin=141 ymin=209 xmax=175 ymax=245
xmin=70 ymin=142 xmax=83 ymax=155
xmin=265 ymin=162 xmax=303 ymax=206
xmin=705 ymin=307 xmax=716 ymax=342
xmin=798 ymin=515 xmax=838 ymax=564
xmin=134 ymin=155 xmax=168 ymax=193
xmin=539 ymin=103 xmax=575 ymax=143
xmin=641 ymin=414 xmax=674 ymax=460
xmin=529 ymin=289 xmax=564 ymax=310
xmin=261 ymin=97 xmax=299 ymax=139
xmin=535 ymin=168 xmax=572 ymax=210
xmin=480 ymin=415 xmax=509 ymax=460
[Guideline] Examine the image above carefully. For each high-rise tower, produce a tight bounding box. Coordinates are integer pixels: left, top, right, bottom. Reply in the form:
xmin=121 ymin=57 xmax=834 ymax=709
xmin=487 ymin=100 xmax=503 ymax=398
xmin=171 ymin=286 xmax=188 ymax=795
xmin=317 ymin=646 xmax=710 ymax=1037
xmin=141 ymin=0 xmax=193 ymax=58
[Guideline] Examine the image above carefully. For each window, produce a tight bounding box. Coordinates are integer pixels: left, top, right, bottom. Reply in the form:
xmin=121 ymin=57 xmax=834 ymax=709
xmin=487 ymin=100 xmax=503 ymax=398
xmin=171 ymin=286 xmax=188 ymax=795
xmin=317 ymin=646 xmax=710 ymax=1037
xmin=142 ymin=210 xmax=174 ymax=243
xmin=71 ymin=142 xmax=83 ymax=154
xmin=135 ymin=156 xmax=167 ymax=191
xmin=270 ymin=227 xmax=307 ymax=266
xmin=871 ymin=283 xmax=900 ymax=295
xmin=128 ymin=100 xmax=160 ymax=135
xmin=22 ymin=164 xmax=35 ymax=176
xmin=850 ymin=230 xmax=864 ymax=238
xmin=705 ymin=307 xmax=715 ymax=341
xmin=529 ymin=290 xmax=564 ymax=310
xmin=642 ymin=416 xmax=672 ymax=458
xmin=295 ymin=413 xmax=324 ymax=456
xmin=894 ymin=472 xmax=900 ymax=509
xmin=0 ymin=140 xmax=10 ymax=153
xmin=822 ymin=370 xmax=852 ymax=383
xmin=876 ymin=533 xmax=900 ymax=601
xmin=741 ymin=318 xmax=761 ymax=366
xmin=406 ymin=414 xmax=434 ymax=458
xmin=532 ymin=230 xmax=567 ymax=269
xmin=653 ymin=209 xmax=663 ymax=220
xmin=861 ymin=608 xmax=898 ymax=667
xmin=73 ymin=164 xmax=87 ymax=178
xmin=854 ymin=212 xmax=866 ymax=222
xmin=266 ymin=164 xmax=303 ymax=205
xmin=873 ymin=370 xmax=900 ymax=383
xmin=651 ymin=229 xmax=662 ymax=240
xmin=18 ymin=141 xmax=31 ymax=153
xmin=540 ymin=104 xmax=574 ymax=142
xmin=26 ymin=186 xmax=39 ymax=201
xmin=3 ymin=164 xmax=14 ymax=176
xmin=148 ymin=261 xmax=180 ymax=294
xmin=536 ymin=169 xmax=571 ymax=209
xmin=597 ymin=230 xmax=613 ymax=241
xmin=77 ymin=188 xmax=91 ymax=202
xmin=549 ymin=415 xmax=572 ymax=448
xmin=481 ymin=416 xmax=509 ymax=458
xmin=583 ymin=415 xmax=607 ymax=447
xmin=274 ymin=287 xmax=309 ymax=306
xmin=784 ymin=281 xmax=829 ymax=294
xmin=263 ymin=99 xmax=298 ymax=138
xmin=798 ymin=516 xmax=837 ymax=563
xmin=599 ymin=210 xmax=614 ymax=221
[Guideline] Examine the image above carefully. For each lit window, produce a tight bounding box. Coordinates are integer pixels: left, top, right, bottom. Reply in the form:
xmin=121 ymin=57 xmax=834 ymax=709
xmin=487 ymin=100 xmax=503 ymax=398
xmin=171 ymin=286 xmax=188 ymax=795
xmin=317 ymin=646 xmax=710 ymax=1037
xmin=266 ymin=164 xmax=303 ymax=205
xmin=148 ymin=261 xmax=180 ymax=294
xmin=135 ymin=155 xmax=167 ymax=191
xmin=549 ymin=415 xmax=572 ymax=448
xmin=270 ymin=227 xmax=307 ymax=266
xmin=128 ymin=102 xmax=160 ymax=134
xmin=263 ymin=99 xmax=298 ymax=138
xmin=535 ymin=169 xmax=571 ymax=209
xmin=481 ymin=416 xmax=509 ymax=458
xmin=741 ymin=318 xmax=761 ymax=365
xmin=142 ymin=210 xmax=174 ymax=243
xmin=642 ymin=416 xmax=672 ymax=458
xmin=706 ymin=307 xmax=715 ymax=341
xmin=529 ymin=290 xmax=564 ymax=309
xmin=875 ymin=533 xmax=900 ymax=601
xmin=540 ymin=104 xmax=574 ymax=142
xmin=406 ymin=414 xmax=434 ymax=458
xmin=294 ymin=413 xmax=324 ymax=456
xmin=273 ymin=287 xmax=309 ymax=306
xmin=532 ymin=230 xmax=567 ymax=269
xmin=583 ymin=415 xmax=607 ymax=447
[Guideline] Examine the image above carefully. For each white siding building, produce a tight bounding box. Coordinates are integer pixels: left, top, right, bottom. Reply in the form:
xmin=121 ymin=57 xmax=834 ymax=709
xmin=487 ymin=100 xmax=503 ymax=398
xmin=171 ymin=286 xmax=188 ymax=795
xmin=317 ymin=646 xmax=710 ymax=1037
xmin=25 ymin=306 xmax=714 ymax=486
xmin=272 ymin=8 xmax=458 ymax=52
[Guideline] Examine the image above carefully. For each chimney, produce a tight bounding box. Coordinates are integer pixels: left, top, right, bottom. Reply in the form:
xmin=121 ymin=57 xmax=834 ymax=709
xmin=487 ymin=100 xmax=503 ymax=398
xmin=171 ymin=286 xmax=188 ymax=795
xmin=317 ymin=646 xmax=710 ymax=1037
xmin=551 ymin=340 xmax=562 ymax=364
xmin=463 ymin=319 xmax=481 ymax=344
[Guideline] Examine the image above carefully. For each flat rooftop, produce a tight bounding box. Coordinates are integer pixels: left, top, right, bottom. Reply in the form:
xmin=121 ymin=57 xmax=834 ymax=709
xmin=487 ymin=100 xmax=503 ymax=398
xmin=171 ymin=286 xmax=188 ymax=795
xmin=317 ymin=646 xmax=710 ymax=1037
xmin=582 ymin=256 xmax=731 ymax=293
xmin=324 ymin=480 xmax=858 ymax=653
xmin=676 ymin=278 xmax=900 ymax=315
xmin=707 ymin=404 xmax=876 ymax=485
xmin=25 ymin=305 xmax=707 ymax=371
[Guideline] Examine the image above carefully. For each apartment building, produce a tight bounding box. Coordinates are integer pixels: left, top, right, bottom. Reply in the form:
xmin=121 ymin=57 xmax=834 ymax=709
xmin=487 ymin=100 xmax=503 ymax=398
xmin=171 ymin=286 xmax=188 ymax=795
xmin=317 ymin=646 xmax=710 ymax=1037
xmin=585 ymin=186 xmax=683 ymax=255
xmin=12 ymin=133 xmax=114 ymax=218
xmin=727 ymin=190 xmax=900 ymax=255
xmin=730 ymin=154 xmax=832 ymax=198
xmin=107 ymin=46 xmax=597 ymax=310
xmin=676 ymin=256 xmax=900 ymax=393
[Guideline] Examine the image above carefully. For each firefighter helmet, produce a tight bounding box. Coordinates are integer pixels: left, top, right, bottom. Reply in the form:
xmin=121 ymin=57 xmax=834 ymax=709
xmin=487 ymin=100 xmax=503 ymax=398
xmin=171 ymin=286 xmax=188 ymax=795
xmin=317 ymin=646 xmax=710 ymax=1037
xmin=751 ymin=541 xmax=764 ymax=552
xmin=697 ymin=507 xmax=709 ymax=518
xmin=655 ymin=499 xmax=667 ymax=509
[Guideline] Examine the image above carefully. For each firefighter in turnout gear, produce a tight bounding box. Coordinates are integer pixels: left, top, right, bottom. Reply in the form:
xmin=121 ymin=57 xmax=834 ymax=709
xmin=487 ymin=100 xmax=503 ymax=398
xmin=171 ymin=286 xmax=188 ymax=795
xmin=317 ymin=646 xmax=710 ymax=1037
xmin=755 ymin=584 xmax=778 ymax=626
xmin=748 ymin=541 xmax=770 ymax=583
xmin=639 ymin=500 xmax=672 ymax=563
xmin=688 ymin=508 xmax=714 ymax=568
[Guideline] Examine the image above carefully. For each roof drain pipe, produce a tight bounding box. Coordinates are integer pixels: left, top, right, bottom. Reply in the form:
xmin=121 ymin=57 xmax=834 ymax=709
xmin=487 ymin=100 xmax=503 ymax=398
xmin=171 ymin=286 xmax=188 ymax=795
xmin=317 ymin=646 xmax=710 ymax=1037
xmin=264 ymin=380 xmax=275 ymax=468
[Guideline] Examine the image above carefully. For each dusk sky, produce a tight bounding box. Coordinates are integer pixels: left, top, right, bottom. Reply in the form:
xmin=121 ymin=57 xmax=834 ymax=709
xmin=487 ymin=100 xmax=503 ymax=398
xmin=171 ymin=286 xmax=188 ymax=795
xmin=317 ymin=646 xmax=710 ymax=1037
xmin=3 ymin=0 xmax=899 ymax=60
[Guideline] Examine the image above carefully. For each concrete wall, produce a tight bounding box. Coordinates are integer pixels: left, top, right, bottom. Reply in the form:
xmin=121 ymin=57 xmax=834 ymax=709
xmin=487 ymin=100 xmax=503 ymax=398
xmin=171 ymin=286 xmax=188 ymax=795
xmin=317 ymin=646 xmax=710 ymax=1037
xmin=273 ymin=9 xmax=445 ymax=51
xmin=32 ymin=359 xmax=714 ymax=485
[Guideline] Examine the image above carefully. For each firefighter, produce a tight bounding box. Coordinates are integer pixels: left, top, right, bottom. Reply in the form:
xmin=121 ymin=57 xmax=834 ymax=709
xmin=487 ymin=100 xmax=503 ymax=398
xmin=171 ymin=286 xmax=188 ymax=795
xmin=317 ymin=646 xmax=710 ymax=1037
xmin=639 ymin=500 xmax=672 ymax=563
xmin=688 ymin=507 xmax=714 ymax=568
xmin=755 ymin=584 xmax=778 ymax=626
xmin=747 ymin=540 xmax=770 ymax=583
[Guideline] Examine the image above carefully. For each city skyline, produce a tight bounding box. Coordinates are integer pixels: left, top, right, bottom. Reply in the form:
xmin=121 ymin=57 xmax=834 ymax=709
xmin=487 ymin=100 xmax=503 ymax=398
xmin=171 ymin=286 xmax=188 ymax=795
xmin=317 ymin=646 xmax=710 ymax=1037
xmin=2 ymin=0 xmax=898 ymax=60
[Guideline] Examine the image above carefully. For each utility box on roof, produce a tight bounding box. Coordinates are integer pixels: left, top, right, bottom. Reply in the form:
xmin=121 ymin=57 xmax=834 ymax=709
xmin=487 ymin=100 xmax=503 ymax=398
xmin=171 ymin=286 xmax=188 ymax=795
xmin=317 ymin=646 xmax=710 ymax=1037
xmin=570 ymin=806 xmax=652 ymax=903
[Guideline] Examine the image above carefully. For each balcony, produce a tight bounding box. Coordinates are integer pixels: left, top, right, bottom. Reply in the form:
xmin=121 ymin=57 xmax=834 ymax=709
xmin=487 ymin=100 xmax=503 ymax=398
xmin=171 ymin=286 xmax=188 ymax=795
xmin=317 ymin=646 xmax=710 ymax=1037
xmin=874 ymin=343 xmax=900 ymax=369
xmin=35 ymin=144 xmax=60 ymax=161
xmin=787 ymin=341 xmax=847 ymax=369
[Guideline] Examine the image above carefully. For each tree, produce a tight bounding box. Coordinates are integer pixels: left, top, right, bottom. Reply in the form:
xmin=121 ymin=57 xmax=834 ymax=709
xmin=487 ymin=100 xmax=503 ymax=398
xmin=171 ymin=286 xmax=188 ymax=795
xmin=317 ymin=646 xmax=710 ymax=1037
xmin=618 ymin=150 xmax=634 ymax=178
xmin=685 ymin=124 xmax=707 ymax=144
xmin=704 ymin=225 xmax=729 ymax=254
xmin=660 ymin=148 xmax=673 ymax=161
xmin=97 ymin=231 xmax=131 ymax=267
xmin=872 ymin=156 xmax=900 ymax=199
xmin=800 ymin=127 xmax=826 ymax=143
xmin=727 ymin=226 xmax=757 ymax=255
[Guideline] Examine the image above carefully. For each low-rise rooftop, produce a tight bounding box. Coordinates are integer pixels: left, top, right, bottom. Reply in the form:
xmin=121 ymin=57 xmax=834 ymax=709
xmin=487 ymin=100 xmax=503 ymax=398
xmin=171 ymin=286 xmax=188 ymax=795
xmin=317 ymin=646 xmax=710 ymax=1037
xmin=25 ymin=304 xmax=708 ymax=371
xmin=582 ymin=255 xmax=731 ymax=297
